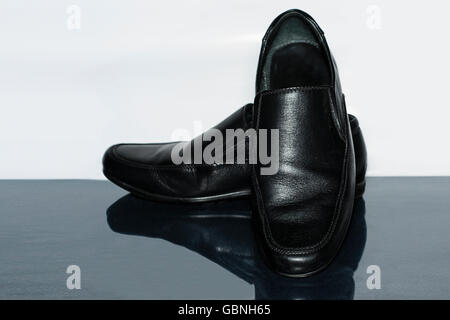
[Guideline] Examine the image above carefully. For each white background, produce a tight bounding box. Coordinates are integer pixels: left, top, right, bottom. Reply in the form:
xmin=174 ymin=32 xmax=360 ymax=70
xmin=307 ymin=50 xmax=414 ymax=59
xmin=1 ymin=0 xmax=449 ymax=179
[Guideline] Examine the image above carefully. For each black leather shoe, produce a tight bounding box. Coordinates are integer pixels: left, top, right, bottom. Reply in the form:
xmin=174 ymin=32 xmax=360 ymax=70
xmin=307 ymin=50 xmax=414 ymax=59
xmin=251 ymin=9 xmax=356 ymax=277
xmin=103 ymin=105 xmax=366 ymax=202
xmin=103 ymin=104 xmax=253 ymax=202
xmin=107 ymin=195 xmax=366 ymax=299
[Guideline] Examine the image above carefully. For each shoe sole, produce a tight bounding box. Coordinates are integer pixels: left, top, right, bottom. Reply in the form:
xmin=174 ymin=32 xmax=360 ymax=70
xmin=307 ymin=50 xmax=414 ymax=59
xmin=105 ymin=169 xmax=365 ymax=203
xmin=104 ymin=169 xmax=251 ymax=203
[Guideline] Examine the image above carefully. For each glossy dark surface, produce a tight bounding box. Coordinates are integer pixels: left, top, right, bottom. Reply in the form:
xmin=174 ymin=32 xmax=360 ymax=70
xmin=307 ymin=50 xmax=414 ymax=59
xmin=0 ymin=178 xmax=449 ymax=299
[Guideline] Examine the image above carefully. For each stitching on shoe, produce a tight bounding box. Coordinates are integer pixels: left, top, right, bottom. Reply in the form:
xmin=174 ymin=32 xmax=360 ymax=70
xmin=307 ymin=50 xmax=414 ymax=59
xmin=257 ymin=86 xmax=331 ymax=99
xmin=112 ymin=146 xmax=221 ymax=170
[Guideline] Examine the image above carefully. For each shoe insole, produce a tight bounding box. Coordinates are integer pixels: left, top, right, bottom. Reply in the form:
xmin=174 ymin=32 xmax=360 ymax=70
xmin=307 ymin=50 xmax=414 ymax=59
xmin=270 ymin=42 xmax=331 ymax=89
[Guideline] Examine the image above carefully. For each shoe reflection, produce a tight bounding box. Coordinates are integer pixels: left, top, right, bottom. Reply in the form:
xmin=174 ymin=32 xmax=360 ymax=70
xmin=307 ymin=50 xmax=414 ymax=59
xmin=106 ymin=195 xmax=366 ymax=300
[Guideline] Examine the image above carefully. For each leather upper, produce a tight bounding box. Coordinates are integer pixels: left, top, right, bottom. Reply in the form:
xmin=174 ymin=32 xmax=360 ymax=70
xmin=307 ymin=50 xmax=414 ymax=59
xmin=103 ymin=104 xmax=253 ymax=200
xmin=253 ymin=87 xmax=346 ymax=248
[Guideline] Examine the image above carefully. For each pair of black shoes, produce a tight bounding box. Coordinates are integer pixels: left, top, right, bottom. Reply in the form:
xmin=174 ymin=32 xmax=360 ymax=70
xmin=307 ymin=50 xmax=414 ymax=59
xmin=103 ymin=9 xmax=367 ymax=277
